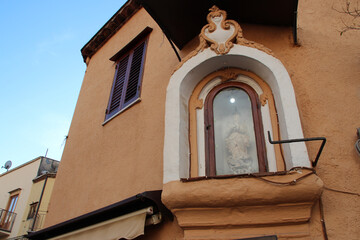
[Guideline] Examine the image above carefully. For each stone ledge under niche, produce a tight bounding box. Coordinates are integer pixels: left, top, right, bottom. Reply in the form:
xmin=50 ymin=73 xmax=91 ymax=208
xmin=161 ymin=169 xmax=323 ymax=239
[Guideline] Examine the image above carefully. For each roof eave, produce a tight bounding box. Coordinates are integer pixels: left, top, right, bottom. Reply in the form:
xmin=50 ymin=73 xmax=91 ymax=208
xmin=80 ymin=0 xmax=141 ymax=62
xmin=138 ymin=0 xmax=299 ymax=49
xmin=26 ymin=190 xmax=171 ymax=240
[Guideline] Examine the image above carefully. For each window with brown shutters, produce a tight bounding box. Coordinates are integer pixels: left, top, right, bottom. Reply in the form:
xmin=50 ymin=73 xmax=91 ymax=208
xmin=105 ymin=39 xmax=147 ymax=121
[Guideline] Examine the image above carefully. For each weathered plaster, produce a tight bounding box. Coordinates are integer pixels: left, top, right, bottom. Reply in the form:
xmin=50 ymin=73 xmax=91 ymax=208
xmin=162 ymin=169 xmax=323 ymax=239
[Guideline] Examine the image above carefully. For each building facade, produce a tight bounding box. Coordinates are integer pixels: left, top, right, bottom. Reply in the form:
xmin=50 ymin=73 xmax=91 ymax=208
xmin=28 ymin=0 xmax=360 ymax=239
xmin=0 ymin=157 xmax=58 ymax=240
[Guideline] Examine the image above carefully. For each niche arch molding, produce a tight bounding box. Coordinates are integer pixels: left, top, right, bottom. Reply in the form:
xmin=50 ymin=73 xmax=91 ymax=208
xmin=163 ymin=45 xmax=309 ymax=183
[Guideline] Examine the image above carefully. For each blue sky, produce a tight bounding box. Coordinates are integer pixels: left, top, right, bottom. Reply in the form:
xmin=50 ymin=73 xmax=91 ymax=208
xmin=0 ymin=1 xmax=126 ymax=173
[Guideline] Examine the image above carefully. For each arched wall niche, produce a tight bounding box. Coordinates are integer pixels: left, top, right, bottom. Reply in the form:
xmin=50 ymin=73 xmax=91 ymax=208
xmin=163 ymin=45 xmax=309 ymax=183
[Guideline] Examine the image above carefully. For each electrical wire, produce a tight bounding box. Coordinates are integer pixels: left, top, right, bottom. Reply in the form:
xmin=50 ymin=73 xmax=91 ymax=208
xmin=250 ymin=167 xmax=315 ymax=186
xmin=323 ymin=186 xmax=360 ymax=197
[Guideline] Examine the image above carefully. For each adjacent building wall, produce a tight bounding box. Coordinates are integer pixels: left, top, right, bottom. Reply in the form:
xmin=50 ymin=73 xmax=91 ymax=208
xmin=17 ymin=176 xmax=56 ymax=236
xmin=0 ymin=157 xmax=41 ymax=239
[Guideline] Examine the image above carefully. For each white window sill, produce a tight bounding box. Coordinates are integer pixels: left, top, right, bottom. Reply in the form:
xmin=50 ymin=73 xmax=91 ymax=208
xmin=102 ymin=98 xmax=141 ymax=126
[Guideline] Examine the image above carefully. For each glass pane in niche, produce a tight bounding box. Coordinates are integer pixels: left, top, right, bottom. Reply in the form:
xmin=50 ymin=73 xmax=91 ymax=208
xmin=213 ymin=87 xmax=259 ymax=175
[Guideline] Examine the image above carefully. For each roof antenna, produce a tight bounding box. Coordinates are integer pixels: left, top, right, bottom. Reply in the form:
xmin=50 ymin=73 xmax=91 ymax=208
xmin=44 ymin=148 xmax=48 ymax=158
xmin=60 ymin=135 xmax=68 ymax=149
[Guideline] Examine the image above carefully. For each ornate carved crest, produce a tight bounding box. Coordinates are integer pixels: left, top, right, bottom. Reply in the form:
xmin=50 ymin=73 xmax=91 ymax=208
xmin=174 ymin=6 xmax=274 ymax=72
xmin=201 ymin=6 xmax=239 ymax=55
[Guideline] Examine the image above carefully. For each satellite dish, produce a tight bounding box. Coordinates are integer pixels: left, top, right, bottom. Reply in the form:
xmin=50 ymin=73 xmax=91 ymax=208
xmin=2 ymin=161 xmax=12 ymax=171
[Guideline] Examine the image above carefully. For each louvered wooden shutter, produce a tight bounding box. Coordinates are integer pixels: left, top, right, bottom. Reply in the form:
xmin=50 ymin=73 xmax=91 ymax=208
xmin=123 ymin=41 xmax=146 ymax=107
xmin=106 ymin=39 xmax=147 ymax=120
xmin=108 ymin=55 xmax=129 ymax=114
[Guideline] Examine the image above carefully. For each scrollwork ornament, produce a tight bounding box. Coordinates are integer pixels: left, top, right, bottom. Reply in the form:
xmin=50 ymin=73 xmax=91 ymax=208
xmin=173 ymin=6 xmax=275 ymax=74
xmin=202 ymin=6 xmax=238 ymax=55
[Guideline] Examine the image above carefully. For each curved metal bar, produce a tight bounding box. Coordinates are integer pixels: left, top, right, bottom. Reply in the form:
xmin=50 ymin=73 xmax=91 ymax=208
xmin=267 ymin=131 xmax=326 ymax=167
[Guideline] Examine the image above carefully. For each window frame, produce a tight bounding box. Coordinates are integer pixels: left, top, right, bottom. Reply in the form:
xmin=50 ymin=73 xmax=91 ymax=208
xmin=0 ymin=191 xmax=20 ymax=230
xmin=104 ymin=37 xmax=148 ymax=122
xmin=6 ymin=192 xmax=19 ymax=214
xmin=204 ymin=81 xmax=267 ymax=176
xmin=27 ymin=202 xmax=39 ymax=220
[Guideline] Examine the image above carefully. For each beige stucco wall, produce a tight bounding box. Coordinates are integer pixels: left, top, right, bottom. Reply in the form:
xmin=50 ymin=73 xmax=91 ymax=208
xmin=45 ymin=0 xmax=359 ymax=239
xmin=0 ymin=157 xmax=41 ymax=239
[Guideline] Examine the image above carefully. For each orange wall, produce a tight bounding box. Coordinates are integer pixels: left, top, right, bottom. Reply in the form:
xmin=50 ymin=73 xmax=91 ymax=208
xmin=242 ymin=1 xmax=360 ymax=238
xmin=45 ymin=1 xmax=359 ymax=239
xmin=45 ymin=8 xmax=179 ymax=226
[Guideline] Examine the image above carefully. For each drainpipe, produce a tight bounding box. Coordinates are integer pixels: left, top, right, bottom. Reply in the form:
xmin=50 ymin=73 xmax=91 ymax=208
xmin=30 ymin=173 xmax=48 ymax=231
xmin=293 ymin=10 xmax=298 ymax=45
